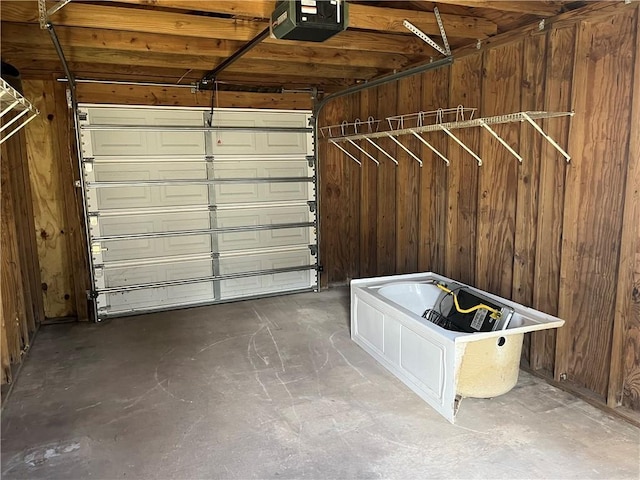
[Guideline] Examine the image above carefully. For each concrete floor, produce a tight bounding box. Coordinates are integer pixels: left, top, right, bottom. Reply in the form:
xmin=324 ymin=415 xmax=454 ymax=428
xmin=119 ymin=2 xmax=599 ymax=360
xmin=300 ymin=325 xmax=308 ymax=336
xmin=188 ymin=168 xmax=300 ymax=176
xmin=1 ymin=288 xmax=638 ymax=479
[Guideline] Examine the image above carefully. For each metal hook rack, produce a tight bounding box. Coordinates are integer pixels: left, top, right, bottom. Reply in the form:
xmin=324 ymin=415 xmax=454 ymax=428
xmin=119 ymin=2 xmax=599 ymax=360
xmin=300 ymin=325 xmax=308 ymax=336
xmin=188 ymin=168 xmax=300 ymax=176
xmin=324 ymin=109 xmax=574 ymax=167
xmin=0 ymin=77 xmax=40 ymax=145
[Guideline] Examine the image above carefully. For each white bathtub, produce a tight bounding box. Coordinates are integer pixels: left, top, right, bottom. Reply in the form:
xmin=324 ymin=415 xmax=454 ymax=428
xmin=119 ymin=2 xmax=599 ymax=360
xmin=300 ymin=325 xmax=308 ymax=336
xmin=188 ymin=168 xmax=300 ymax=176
xmin=351 ymin=272 xmax=565 ymax=423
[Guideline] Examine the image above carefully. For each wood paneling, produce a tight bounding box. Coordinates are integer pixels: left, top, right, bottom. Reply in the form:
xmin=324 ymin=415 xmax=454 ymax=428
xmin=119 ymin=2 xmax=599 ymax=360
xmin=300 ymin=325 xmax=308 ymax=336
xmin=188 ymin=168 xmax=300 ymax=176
xmin=1 ymin=136 xmax=28 ymax=380
xmin=475 ymin=42 xmax=521 ymax=298
xmin=445 ymin=54 xmax=482 ymax=284
xmin=1 ymin=81 xmax=42 ymax=386
xmin=395 ymin=75 xmax=421 ymax=274
xmin=23 ymin=80 xmax=77 ymax=318
xmin=319 ymin=95 xmax=353 ymax=286
xmin=52 ymin=83 xmax=90 ymax=321
xmin=530 ymin=25 xmax=576 ymax=374
xmin=418 ymin=67 xmax=449 ymax=274
xmin=555 ymin=12 xmax=636 ymax=398
xmin=613 ymin=10 xmax=640 ymax=412
xmin=514 ymin=34 xmax=547 ymax=366
xmin=358 ymin=88 xmax=379 ymax=278
xmin=319 ymin=5 xmax=640 ymax=417
xmin=375 ymin=82 xmax=398 ymax=276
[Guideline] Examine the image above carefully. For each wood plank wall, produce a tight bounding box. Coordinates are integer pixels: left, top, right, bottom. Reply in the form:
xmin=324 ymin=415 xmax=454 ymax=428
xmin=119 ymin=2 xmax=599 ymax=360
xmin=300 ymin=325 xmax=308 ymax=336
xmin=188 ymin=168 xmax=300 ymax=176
xmin=1 ymin=74 xmax=44 ymax=391
xmin=22 ymin=80 xmax=90 ymax=320
xmin=319 ymin=5 xmax=640 ymax=420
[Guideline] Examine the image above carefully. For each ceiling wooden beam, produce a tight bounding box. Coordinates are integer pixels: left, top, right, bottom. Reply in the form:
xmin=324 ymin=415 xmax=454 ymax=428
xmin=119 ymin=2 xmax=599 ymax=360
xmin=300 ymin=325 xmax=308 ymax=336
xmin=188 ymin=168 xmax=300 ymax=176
xmin=1 ymin=43 xmax=381 ymax=80
xmin=348 ymin=3 xmax=496 ymax=37
xmin=0 ymin=22 xmax=414 ymax=71
xmin=428 ymin=0 xmax=565 ymax=17
xmin=104 ymin=0 xmax=498 ymax=37
xmin=115 ymin=0 xmax=277 ymax=19
xmin=1 ymin=1 xmax=432 ymax=54
xmin=76 ymin=83 xmax=313 ymax=110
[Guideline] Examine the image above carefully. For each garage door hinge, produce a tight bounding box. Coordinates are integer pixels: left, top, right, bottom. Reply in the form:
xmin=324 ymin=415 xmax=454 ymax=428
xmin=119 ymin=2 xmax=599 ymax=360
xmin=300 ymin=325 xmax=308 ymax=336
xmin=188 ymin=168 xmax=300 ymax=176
xmin=306 ymin=155 xmax=315 ymax=167
xmin=205 ymin=155 xmax=214 ymax=162
xmin=308 ymin=244 xmax=318 ymax=256
xmin=307 ymin=200 xmax=316 ymax=212
xmin=78 ymin=112 xmax=88 ymax=121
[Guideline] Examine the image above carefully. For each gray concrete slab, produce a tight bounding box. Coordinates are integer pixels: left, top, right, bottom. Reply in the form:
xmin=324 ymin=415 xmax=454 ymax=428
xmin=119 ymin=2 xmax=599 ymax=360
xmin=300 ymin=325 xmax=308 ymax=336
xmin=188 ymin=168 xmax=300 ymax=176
xmin=1 ymin=288 xmax=639 ymax=479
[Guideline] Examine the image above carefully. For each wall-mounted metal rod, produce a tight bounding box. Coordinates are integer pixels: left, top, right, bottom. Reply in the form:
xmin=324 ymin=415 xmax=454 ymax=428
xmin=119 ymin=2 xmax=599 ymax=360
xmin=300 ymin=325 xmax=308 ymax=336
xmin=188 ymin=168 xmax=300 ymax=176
xmin=80 ymin=124 xmax=312 ymax=133
xmin=329 ymin=111 xmax=574 ymax=143
xmin=347 ymin=139 xmax=379 ymax=165
xmin=330 ymin=140 xmax=361 ymax=165
xmin=92 ymin=221 xmax=315 ymax=242
xmin=199 ymin=27 xmax=270 ymax=88
xmin=85 ymin=177 xmax=314 ymax=188
xmin=0 ymin=99 xmax=21 ymax=117
xmin=96 ymin=264 xmax=317 ymax=294
xmin=0 ymin=108 xmax=30 ymax=134
xmin=479 ymin=120 xmax=523 ymax=163
xmin=365 ymin=138 xmax=398 ymax=165
xmin=386 ymin=133 xmax=423 ymax=166
xmin=410 ymin=130 xmax=449 ymax=166
xmin=0 ymin=113 xmax=38 ymax=145
xmin=521 ymin=112 xmax=571 ymax=162
xmin=440 ymin=126 xmax=483 ymax=166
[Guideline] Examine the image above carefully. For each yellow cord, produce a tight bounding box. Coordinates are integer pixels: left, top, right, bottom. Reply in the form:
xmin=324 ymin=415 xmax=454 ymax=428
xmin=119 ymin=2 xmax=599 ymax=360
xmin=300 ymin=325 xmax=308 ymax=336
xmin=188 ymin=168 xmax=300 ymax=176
xmin=436 ymin=284 xmax=501 ymax=319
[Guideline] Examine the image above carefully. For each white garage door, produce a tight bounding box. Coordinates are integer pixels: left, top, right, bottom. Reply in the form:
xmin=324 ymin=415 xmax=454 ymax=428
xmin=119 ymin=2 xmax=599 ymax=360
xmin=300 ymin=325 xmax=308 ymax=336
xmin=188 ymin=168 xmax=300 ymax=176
xmin=78 ymin=105 xmax=317 ymax=319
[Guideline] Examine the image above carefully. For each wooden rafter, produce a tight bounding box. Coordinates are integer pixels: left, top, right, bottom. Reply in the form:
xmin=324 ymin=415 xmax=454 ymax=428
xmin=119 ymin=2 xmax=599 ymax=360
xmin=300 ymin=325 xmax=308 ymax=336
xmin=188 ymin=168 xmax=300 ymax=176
xmin=1 ymin=1 xmax=432 ymax=55
xmin=107 ymin=0 xmax=498 ymax=38
xmin=0 ymin=43 xmax=382 ymax=80
xmin=426 ymin=0 xmax=565 ymax=17
xmin=0 ymin=22 xmax=415 ymax=71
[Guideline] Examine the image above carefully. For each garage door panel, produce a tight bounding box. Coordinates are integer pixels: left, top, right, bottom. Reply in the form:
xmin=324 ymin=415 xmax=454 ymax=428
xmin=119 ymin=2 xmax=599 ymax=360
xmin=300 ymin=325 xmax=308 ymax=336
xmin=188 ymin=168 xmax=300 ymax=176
xmin=265 ymin=166 xmax=308 ymax=177
xmin=217 ymin=227 xmax=310 ymax=252
xmin=264 ymin=183 xmax=308 ymax=200
xmin=214 ymin=184 xmax=260 ymax=203
xmin=216 ymin=212 xmax=260 ymax=228
xmin=213 ymin=161 xmax=309 ymax=177
xmin=219 ymin=249 xmax=313 ymax=298
xmin=95 ymin=211 xmax=208 ymax=237
xmin=211 ymin=118 xmax=258 ymax=153
xmin=104 ymin=281 xmax=214 ymax=313
xmin=267 ymin=227 xmax=309 ymax=243
xmin=155 ymin=112 xmax=206 ymax=154
xmin=266 ymin=270 xmax=311 ymax=290
xmin=96 ymin=219 xmax=154 ymax=238
xmin=216 ymin=206 xmax=312 ymax=228
xmin=104 ymin=259 xmax=213 ymax=288
xmin=81 ymin=106 xmax=315 ymax=318
xmin=217 ymin=230 xmax=261 ymax=251
xmin=102 ymin=235 xmax=211 ymax=262
xmin=165 ymin=234 xmax=211 ymax=251
xmin=161 ymin=185 xmax=209 ymax=204
xmin=85 ymin=107 xmax=205 ymax=156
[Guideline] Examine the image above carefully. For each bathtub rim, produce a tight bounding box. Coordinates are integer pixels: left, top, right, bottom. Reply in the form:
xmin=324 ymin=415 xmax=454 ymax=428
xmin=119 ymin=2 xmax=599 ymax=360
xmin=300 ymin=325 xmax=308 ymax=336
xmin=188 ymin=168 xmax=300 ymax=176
xmin=351 ymin=272 xmax=565 ymax=344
